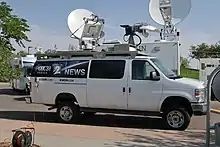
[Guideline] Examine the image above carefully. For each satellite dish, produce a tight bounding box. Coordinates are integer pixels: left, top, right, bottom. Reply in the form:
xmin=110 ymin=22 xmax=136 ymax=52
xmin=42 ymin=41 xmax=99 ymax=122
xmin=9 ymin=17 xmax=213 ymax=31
xmin=68 ymin=9 xmax=93 ymax=39
xmin=67 ymin=9 xmax=105 ymax=50
xmin=211 ymin=71 xmax=220 ymax=102
xmin=149 ymin=0 xmax=191 ymax=26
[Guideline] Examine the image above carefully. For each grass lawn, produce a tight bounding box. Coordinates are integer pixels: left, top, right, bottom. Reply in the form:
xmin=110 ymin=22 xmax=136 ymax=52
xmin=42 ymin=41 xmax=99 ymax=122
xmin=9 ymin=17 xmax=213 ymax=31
xmin=180 ymin=68 xmax=199 ymax=80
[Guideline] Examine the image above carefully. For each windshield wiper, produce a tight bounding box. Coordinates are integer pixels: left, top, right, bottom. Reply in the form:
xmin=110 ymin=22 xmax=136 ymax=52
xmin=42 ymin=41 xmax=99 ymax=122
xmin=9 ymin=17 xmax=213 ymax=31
xmin=169 ymin=75 xmax=183 ymax=79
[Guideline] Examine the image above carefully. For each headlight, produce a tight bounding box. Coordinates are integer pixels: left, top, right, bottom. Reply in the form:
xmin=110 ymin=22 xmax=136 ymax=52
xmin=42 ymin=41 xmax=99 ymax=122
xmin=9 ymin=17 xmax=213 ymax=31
xmin=195 ymin=88 xmax=205 ymax=102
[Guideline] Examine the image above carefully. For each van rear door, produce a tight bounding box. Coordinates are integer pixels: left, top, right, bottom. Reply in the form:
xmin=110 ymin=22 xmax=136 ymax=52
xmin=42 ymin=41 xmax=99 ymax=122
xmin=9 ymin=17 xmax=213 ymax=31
xmin=30 ymin=61 xmax=52 ymax=104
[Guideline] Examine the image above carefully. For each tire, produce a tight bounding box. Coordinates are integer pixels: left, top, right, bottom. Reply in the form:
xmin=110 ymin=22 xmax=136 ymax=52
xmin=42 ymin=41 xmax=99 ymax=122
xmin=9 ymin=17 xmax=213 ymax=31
xmin=12 ymin=130 xmax=26 ymax=147
xmin=162 ymin=107 xmax=191 ymax=131
xmin=56 ymin=103 xmax=79 ymax=123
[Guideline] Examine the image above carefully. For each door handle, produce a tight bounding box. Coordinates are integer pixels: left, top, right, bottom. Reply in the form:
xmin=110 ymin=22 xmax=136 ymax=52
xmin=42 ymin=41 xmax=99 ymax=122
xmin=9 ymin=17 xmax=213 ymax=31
xmin=123 ymin=87 xmax=125 ymax=93
xmin=129 ymin=87 xmax=131 ymax=94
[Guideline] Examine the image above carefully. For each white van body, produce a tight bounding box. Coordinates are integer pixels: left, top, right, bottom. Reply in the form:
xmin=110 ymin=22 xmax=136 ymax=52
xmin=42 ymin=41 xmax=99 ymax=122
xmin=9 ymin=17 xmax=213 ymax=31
xmin=27 ymin=44 xmax=207 ymax=130
xmin=199 ymin=58 xmax=220 ymax=82
xmin=98 ymin=40 xmax=180 ymax=75
xmin=10 ymin=55 xmax=37 ymax=92
xmin=138 ymin=40 xmax=180 ymax=75
xmin=199 ymin=58 xmax=220 ymax=101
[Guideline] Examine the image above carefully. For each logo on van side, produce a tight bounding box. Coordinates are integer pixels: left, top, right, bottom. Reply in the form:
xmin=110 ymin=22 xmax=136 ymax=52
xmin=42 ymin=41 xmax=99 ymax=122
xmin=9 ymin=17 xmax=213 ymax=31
xmin=52 ymin=61 xmax=88 ymax=76
xmin=33 ymin=60 xmax=88 ymax=78
xmin=53 ymin=64 xmax=62 ymax=75
xmin=36 ymin=66 xmax=51 ymax=72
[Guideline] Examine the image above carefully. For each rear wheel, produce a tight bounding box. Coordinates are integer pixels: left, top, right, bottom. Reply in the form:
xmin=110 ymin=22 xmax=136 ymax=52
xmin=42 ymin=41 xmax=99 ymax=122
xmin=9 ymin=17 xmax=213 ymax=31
xmin=56 ymin=103 xmax=79 ymax=123
xmin=162 ymin=107 xmax=191 ymax=131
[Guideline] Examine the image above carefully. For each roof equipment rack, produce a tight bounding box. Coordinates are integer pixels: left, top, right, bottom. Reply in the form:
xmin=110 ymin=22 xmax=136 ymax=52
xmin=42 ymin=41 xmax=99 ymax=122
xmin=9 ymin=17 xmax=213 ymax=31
xmin=35 ymin=44 xmax=149 ymax=59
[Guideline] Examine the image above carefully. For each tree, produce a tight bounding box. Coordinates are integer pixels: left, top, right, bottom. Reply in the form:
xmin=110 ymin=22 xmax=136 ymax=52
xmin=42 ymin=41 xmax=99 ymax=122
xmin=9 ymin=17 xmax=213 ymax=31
xmin=0 ymin=1 xmax=30 ymax=81
xmin=189 ymin=43 xmax=220 ymax=59
xmin=0 ymin=1 xmax=30 ymax=51
xmin=17 ymin=50 xmax=28 ymax=57
xmin=180 ymin=56 xmax=190 ymax=68
xmin=45 ymin=49 xmax=56 ymax=54
xmin=0 ymin=47 xmax=20 ymax=82
xmin=68 ymin=44 xmax=77 ymax=51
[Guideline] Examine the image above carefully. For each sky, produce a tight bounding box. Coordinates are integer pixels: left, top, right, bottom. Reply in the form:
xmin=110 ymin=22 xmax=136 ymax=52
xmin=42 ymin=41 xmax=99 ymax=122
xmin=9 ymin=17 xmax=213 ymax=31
xmin=5 ymin=0 xmax=220 ymax=69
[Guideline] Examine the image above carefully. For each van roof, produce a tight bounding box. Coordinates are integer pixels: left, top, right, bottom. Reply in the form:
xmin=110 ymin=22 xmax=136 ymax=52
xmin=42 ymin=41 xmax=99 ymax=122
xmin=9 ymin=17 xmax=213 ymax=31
xmin=35 ymin=49 xmax=156 ymax=60
xmin=35 ymin=55 xmax=156 ymax=62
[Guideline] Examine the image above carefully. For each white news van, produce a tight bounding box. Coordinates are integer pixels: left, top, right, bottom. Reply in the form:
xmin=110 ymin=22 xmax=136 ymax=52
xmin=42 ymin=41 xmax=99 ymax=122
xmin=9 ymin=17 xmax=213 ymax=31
xmin=27 ymin=44 xmax=207 ymax=130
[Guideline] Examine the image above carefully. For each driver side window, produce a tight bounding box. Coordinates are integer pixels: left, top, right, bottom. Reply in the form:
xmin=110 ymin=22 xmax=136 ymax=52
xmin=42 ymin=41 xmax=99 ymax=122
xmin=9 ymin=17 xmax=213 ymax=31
xmin=132 ymin=60 xmax=158 ymax=80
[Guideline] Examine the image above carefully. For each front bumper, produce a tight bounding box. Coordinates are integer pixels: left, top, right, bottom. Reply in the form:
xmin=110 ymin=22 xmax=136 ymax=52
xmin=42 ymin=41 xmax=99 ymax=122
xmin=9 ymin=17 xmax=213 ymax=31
xmin=191 ymin=102 xmax=207 ymax=116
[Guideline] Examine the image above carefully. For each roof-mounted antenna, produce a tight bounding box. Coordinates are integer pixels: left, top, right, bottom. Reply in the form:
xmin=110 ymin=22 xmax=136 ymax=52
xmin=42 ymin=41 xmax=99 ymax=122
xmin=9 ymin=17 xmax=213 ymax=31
xmin=149 ymin=0 xmax=191 ymax=41
xmin=67 ymin=9 xmax=105 ymax=50
xmin=120 ymin=23 xmax=160 ymax=47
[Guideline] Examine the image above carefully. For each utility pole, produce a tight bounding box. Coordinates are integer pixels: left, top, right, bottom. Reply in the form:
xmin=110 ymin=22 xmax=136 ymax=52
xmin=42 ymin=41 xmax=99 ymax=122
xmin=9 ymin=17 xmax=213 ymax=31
xmin=27 ymin=46 xmax=33 ymax=54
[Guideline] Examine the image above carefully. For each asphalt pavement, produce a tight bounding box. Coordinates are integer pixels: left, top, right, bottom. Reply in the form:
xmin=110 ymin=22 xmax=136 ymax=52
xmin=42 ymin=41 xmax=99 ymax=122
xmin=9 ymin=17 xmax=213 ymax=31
xmin=0 ymin=83 xmax=219 ymax=146
xmin=0 ymin=119 xmax=217 ymax=147
xmin=0 ymin=83 xmax=219 ymax=130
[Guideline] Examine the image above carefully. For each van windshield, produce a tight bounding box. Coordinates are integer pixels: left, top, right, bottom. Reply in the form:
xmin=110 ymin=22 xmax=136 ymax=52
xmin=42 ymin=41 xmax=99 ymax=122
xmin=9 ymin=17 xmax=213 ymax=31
xmin=150 ymin=58 xmax=182 ymax=79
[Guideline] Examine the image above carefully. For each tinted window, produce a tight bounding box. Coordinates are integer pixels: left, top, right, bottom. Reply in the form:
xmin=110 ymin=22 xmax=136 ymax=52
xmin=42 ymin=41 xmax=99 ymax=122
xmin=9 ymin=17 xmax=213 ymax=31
xmin=132 ymin=60 xmax=158 ymax=80
xmin=31 ymin=60 xmax=89 ymax=78
xmin=89 ymin=60 xmax=126 ymax=79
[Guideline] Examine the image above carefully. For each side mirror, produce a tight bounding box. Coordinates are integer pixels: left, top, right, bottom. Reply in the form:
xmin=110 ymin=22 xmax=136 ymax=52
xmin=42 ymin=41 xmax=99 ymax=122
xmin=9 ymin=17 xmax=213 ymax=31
xmin=150 ymin=71 xmax=160 ymax=81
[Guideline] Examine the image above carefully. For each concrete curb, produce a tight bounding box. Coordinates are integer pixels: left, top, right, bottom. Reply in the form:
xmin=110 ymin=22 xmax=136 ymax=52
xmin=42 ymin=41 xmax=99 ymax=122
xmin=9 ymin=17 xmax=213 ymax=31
xmin=0 ymin=82 xmax=9 ymax=85
xmin=211 ymin=108 xmax=220 ymax=114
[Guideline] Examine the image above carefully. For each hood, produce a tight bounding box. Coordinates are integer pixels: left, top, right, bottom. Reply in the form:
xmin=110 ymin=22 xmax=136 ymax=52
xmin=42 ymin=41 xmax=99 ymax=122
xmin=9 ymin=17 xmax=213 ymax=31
xmin=174 ymin=77 xmax=205 ymax=89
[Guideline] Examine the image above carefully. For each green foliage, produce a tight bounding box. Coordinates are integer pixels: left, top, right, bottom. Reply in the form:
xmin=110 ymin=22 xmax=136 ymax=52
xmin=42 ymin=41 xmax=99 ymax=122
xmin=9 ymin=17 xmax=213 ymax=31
xmin=180 ymin=67 xmax=199 ymax=80
xmin=0 ymin=47 xmax=20 ymax=82
xmin=0 ymin=1 xmax=30 ymax=51
xmin=189 ymin=43 xmax=220 ymax=59
xmin=17 ymin=50 xmax=29 ymax=57
xmin=0 ymin=1 xmax=30 ymax=82
xmin=180 ymin=56 xmax=190 ymax=68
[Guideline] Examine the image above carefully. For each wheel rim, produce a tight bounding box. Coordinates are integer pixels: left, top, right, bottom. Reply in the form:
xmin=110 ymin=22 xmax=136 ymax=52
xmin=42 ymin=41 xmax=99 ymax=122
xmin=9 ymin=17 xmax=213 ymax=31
xmin=59 ymin=106 xmax=73 ymax=122
xmin=167 ymin=110 xmax=185 ymax=128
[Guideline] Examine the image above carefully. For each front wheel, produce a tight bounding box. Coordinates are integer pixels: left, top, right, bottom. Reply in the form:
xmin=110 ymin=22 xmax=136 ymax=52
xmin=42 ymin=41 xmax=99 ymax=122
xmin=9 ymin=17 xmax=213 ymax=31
xmin=162 ymin=108 xmax=191 ymax=131
xmin=56 ymin=103 xmax=79 ymax=123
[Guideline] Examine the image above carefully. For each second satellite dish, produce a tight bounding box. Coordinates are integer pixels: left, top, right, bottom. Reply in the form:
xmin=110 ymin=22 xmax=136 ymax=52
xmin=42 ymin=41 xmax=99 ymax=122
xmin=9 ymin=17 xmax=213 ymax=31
xmin=67 ymin=9 xmax=105 ymax=40
xmin=149 ymin=0 xmax=191 ymax=26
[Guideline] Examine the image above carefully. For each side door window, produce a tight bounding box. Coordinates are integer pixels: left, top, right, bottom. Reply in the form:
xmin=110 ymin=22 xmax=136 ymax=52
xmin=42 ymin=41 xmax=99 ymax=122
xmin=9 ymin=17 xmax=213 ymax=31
xmin=89 ymin=60 xmax=126 ymax=79
xmin=132 ymin=60 xmax=158 ymax=80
